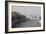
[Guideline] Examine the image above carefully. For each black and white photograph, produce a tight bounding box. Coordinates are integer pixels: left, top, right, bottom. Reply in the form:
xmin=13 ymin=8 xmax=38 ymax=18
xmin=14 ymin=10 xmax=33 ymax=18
xmin=5 ymin=1 xmax=45 ymax=32
xmin=12 ymin=5 xmax=41 ymax=28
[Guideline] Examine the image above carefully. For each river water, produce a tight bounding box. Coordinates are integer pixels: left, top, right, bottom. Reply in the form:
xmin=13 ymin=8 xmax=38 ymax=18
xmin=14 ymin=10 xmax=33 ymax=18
xmin=16 ymin=20 xmax=41 ymax=28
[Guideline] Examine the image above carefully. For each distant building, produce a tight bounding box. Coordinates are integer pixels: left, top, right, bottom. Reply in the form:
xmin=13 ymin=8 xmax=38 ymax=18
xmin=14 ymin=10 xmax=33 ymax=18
xmin=12 ymin=12 xmax=27 ymax=28
xmin=12 ymin=12 xmax=26 ymax=20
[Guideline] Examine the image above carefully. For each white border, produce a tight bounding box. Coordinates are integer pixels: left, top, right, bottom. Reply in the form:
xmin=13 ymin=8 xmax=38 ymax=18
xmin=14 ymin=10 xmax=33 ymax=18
xmin=8 ymin=2 xmax=43 ymax=32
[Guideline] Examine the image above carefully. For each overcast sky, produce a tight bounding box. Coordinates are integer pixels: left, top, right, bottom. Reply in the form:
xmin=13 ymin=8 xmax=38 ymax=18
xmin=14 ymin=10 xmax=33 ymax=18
xmin=11 ymin=6 xmax=41 ymax=18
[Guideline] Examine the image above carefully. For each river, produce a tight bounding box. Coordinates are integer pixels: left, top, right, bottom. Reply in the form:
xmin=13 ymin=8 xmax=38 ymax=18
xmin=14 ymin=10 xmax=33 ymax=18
xmin=16 ymin=20 xmax=41 ymax=28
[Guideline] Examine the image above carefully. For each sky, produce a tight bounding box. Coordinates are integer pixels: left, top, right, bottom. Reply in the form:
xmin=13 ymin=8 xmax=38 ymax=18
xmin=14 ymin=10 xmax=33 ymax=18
xmin=11 ymin=6 xmax=41 ymax=19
